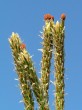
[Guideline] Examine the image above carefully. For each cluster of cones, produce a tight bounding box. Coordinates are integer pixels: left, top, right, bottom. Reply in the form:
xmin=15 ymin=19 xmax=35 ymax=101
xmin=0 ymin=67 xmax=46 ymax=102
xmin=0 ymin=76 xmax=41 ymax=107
xmin=44 ymin=13 xmax=66 ymax=21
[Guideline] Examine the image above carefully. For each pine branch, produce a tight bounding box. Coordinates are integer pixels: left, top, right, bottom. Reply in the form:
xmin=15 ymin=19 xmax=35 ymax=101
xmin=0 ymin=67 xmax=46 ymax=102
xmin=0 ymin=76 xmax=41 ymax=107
xmin=8 ymin=33 xmax=34 ymax=110
xmin=53 ymin=14 xmax=66 ymax=110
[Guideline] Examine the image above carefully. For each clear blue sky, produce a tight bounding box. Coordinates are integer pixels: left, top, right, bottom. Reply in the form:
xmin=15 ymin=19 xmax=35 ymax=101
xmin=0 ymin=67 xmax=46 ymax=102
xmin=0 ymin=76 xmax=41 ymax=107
xmin=0 ymin=0 xmax=82 ymax=110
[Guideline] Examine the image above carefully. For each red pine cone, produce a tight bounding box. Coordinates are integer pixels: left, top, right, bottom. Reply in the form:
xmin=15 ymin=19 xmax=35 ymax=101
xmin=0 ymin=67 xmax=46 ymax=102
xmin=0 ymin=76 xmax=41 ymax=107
xmin=60 ymin=13 xmax=66 ymax=20
xmin=44 ymin=14 xmax=54 ymax=21
xmin=20 ymin=43 xmax=26 ymax=49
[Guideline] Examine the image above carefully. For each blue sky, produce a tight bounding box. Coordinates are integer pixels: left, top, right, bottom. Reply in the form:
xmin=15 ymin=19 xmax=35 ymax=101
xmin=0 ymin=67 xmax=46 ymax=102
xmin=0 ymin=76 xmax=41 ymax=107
xmin=0 ymin=0 xmax=82 ymax=110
